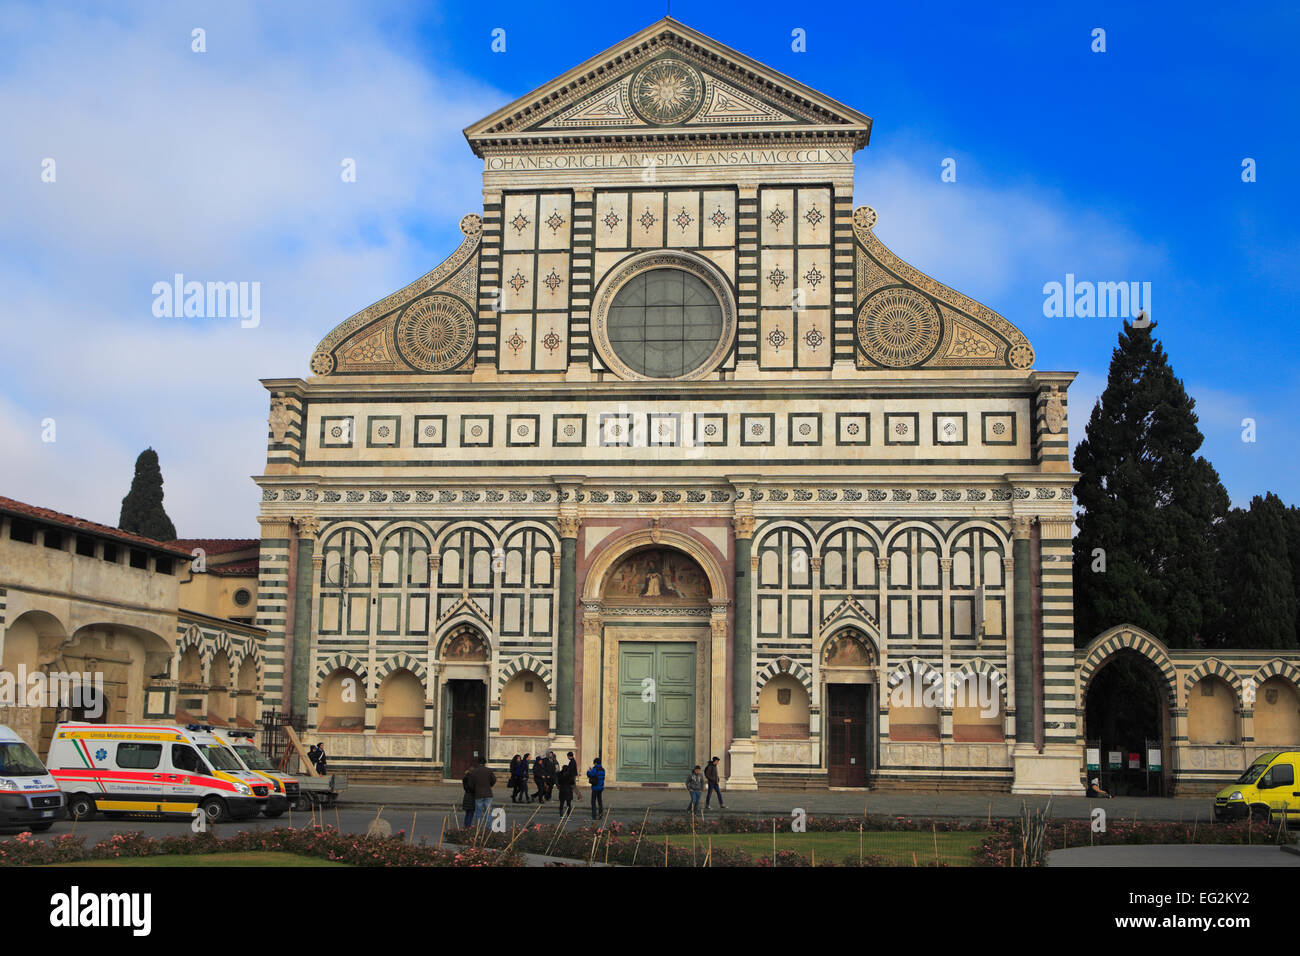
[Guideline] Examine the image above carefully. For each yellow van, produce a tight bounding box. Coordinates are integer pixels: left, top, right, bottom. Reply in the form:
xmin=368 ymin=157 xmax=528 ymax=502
xmin=1214 ymin=751 xmax=1300 ymax=823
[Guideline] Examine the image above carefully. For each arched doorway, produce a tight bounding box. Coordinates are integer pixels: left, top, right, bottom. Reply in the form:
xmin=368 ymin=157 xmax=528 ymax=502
xmin=438 ymin=625 xmax=489 ymax=777
xmin=820 ymin=627 xmax=878 ymax=787
xmin=582 ymin=535 xmax=724 ymax=785
xmin=1082 ymin=649 xmax=1173 ymax=796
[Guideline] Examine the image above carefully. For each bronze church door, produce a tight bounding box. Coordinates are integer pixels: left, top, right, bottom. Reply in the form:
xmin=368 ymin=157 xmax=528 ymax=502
xmin=446 ymin=679 xmax=486 ymax=778
xmin=827 ymin=684 xmax=870 ymax=787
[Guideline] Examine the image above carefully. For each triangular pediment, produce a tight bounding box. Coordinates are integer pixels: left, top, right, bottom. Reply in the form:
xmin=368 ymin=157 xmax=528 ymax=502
xmin=464 ymin=18 xmax=871 ymax=154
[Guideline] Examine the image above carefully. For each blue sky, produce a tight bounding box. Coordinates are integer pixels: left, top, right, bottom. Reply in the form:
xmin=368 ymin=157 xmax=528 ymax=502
xmin=1 ymin=0 xmax=1296 ymax=537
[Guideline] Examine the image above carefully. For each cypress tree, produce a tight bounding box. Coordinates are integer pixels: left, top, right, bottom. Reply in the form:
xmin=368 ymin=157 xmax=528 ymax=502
xmin=1072 ymin=320 xmax=1229 ymax=647
xmin=118 ymin=447 xmax=177 ymax=541
xmin=1212 ymin=494 xmax=1298 ymax=649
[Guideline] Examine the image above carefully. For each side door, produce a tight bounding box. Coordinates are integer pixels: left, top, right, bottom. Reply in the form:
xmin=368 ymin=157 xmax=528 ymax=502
xmin=169 ymin=743 xmax=208 ymax=813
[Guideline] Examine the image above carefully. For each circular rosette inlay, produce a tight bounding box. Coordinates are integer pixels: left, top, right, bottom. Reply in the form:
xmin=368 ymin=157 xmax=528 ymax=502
xmin=395 ymin=294 xmax=475 ymax=372
xmin=630 ymin=58 xmax=704 ymax=125
xmin=856 ymin=288 xmax=942 ymax=368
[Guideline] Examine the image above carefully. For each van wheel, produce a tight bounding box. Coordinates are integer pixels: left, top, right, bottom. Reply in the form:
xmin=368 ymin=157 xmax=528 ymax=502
xmin=199 ymin=797 xmax=229 ymax=824
xmin=1249 ymin=804 xmax=1271 ymax=822
xmin=68 ymin=794 xmax=97 ymax=821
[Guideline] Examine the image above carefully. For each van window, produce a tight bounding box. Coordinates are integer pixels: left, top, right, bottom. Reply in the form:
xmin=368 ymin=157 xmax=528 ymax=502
xmin=198 ymin=744 xmax=245 ymax=773
xmin=116 ymin=743 xmax=162 ymax=770
xmin=1236 ymin=758 xmax=1273 ymax=785
xmin=1269 ymin=763 xmax=1295 ymax=788
xmin=171 ymin=744 xmax=208 ymax=774
xmin=0 ymin=741 xmax=46 ymax=776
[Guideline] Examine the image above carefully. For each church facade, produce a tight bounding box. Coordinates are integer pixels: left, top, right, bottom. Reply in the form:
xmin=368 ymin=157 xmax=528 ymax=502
xmin=254 ymin=19 xmax=1084 ymax=793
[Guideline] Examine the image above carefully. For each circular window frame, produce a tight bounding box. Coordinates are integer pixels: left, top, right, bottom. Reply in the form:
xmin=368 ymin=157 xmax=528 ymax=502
xmin=590 ymin=251 xmax=736 ymax=382
xmin=233 ymin=588 xmax=252 ymax=608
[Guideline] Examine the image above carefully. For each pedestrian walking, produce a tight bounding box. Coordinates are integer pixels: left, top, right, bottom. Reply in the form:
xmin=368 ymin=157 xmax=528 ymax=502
xmin=685 ymin=765 xmax=705 ymax=817
xmin=586 ymin=757 xmax=605 ymax=819
xmin=469 ymin=755 xmax=496 ymax=826
xmin=532 ymin=753 xmax=548 ymax=802
xmin=704 ymin=756 xmax=725 ymax=810
xmin=512 ymin=752 xmax=531 ymax=803
xmin=508 ymin=754 xmax=521 ymax=803
xmin=556 ymin=756 xmax=576 ymax=816
xmin=544 ymin=750 xmax=558 ymax=800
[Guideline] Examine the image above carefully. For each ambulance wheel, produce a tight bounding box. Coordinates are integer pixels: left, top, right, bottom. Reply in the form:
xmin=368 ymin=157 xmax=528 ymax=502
xmin=68 ymin=794 xmax=97 ymax=821
xmin=199 ymin=797 xmax=229 ymax=824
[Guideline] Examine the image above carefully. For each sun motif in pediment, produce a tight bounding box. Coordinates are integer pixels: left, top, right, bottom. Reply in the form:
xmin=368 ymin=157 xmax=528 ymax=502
xmin=630 ymin=58 xmax=703 ymax=126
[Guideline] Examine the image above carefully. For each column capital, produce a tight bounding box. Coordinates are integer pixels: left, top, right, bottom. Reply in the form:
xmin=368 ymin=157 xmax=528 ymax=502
xmin=1011 ymin=516 xmax=1034 ymax=540
xmin=877 ymin=556 xmax=891 ymax=572
xmin=939 ymin=557 xmax=953 ymax=573
xmin=557 ymin=515 xmax=581 ymax=539
xmin=294 ymin=515 xmax=321 ymax=540
xmin=369 ymin=553 xmax=383 ymax=573
xmin=732 ymin=515 xmax=755 ymax=540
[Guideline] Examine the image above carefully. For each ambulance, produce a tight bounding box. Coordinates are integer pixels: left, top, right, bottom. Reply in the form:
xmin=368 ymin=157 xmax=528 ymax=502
xmin=1213 ymin=751 xmax=1300 ymax=823
xmin=216 ymin=730 xmax=300 ymax=816
xmin=0 ymin=724 xmax=65 ymax=831
xmin=46 ymin=723 xmax=271 ymax=823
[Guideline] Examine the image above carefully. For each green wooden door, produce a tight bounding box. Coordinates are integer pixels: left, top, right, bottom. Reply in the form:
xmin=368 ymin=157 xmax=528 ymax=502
xmin=617 ymin=643 xmax=696 ymax=783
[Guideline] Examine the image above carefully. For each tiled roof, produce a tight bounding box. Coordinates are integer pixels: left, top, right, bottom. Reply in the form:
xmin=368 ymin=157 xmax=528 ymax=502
xmin=0 ymin=495 xmax=194 ymax=558
xmin=172 ymin=538 xmax=259 ymax=556
xmin=208 ymin=560 xmax=260 ymax=576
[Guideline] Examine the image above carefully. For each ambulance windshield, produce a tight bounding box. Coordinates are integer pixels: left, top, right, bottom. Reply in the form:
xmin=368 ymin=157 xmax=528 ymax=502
xmin=233 ymin=744 xmax=275 ymax=771
xmin=0 ymin=741 xmax=46 ymax=776
xmin=198 ymin=745 xmax=245 ymax=773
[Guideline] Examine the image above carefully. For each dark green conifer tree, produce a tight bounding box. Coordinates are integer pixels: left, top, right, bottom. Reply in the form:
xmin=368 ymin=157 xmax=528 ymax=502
xmin=118 ymin=447 xmax=177 ymax=541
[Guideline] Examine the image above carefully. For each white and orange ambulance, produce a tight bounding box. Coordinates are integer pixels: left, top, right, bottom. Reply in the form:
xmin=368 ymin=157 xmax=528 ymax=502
xmin=46 ymin=723 xmax=271 ymax=823
xmin=0 ymin=724 xmax=65 ymax=831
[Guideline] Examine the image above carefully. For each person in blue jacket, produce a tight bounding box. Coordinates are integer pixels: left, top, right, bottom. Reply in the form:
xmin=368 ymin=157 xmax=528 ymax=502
xmin=586 ymin=757 xmax=605 ymax=819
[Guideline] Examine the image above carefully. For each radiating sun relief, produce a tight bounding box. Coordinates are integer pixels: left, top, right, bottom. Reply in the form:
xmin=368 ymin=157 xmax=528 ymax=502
xmin=631 ymin=58 xmax=703 ymax=125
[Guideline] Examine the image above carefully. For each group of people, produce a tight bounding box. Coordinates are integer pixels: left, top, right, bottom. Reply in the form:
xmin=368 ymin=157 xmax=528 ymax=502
xmin=508 ymin=750 xmax=581 ymax=813
xmin=462 ymin=752 xmax=608 ymax=825
xmin=460 ymin=753 xmax=729 ymax=827
xmin=684 ymin=757 xmax=725 ymax=816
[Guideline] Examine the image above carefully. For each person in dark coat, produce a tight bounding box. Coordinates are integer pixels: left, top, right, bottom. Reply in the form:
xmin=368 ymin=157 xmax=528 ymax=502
xmin=461 ymin=767 xmax=476 ymax=828
xmin=704 ymin=756 xmax=725 ymax=810
xmin=544 ymin=750 xmax=558 ymax=800
xmin=512 ymin=753 xmax=530 ymax=803
xmin=532 ymin=754 xmax=548 ymax=802
xmin=468 ymin=756 xmax=497 ymax=826
xmin=556 ymin=757 xmax=577 ymax=816
xmin=508 ymin=755 xmax=521 ymax=803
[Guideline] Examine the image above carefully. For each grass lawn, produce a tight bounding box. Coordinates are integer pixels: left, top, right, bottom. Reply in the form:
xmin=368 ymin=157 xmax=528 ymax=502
xmin=45 ymin=852 xmax=346 ymax=867
xmin=664 ymin=830 xmax=990 ymax=866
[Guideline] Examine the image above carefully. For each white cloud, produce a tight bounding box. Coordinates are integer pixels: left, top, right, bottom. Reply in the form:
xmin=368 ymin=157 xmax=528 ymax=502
xmin=0 ymin=1 xmax=503 ymax=537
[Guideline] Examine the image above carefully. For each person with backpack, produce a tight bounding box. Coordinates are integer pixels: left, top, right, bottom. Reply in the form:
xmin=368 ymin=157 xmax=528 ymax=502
xmin=586 ymin=757 xmax=605 ymax=820
xmin=685 ymin=765 xmax=705 ymax=817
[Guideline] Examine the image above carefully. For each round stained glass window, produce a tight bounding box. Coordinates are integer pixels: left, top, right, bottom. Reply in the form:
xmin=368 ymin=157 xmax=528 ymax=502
xmin=605 ymin=268 xmax=724 ymax=379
